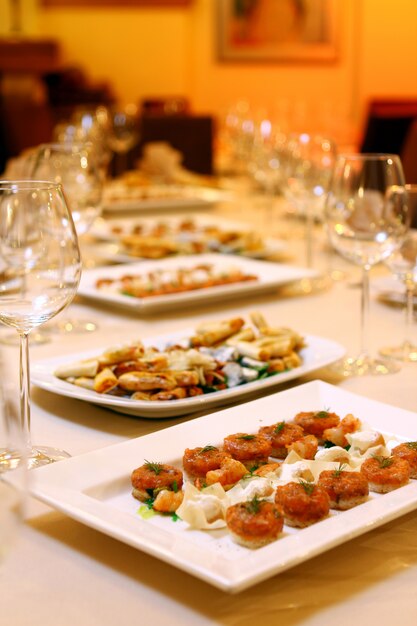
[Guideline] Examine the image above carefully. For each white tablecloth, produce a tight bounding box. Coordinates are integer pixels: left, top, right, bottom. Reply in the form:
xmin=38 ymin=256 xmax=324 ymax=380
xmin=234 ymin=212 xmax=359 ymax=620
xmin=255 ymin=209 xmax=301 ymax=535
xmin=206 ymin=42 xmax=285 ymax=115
xmin=2 ymin=195 xmax=417 ymax=625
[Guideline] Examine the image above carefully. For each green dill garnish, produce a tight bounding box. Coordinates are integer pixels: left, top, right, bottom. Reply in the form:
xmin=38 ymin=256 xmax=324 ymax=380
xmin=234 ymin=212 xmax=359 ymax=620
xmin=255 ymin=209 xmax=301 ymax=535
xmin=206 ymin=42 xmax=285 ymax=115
xmin=199 ymin=445 xmax=218 ymax=454
xmin=298 ymin=479 xmax=315 ymax=495
xmin=332 ymin=463 xmax=347 ymax=478
xmin=405 ymin=442 xmax=417 ymax=451
xmin=245 ymin=495 xmax=262 ymax=514
xmin=323 ymin=440 xmax=335 ymax=448
xmin=372 ymin=455 xmax=394 ymax=469
xmin=172 ymin=480 xmax=178 ymax=493
xmin=314 ymin=409 xmax=330 ymax=419
xmin=274 ymin=421 xmax=285 ymax=434
xmin=238 ymin=434 xmax=256 ymax=441
xmin=143 ymin=460 xmax=163 ymax=475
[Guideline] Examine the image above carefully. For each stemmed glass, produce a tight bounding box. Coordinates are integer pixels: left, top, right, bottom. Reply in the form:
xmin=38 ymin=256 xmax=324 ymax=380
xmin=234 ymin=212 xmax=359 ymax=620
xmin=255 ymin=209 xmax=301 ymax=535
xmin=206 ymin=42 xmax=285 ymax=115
xmin=379 ymin=225 xmax=417 ymax=362
xmin=0 ymin=181 xmax=82 ymax=468
xmin=30 ymin=142 xmax=102 ymax=334
xmin=282 ymin=132 xmax=337 ymax=268
xmin=105 ymin=104 xmax=140 ymax=174
xmin=325 ymin=154 xmax=410 ymax=376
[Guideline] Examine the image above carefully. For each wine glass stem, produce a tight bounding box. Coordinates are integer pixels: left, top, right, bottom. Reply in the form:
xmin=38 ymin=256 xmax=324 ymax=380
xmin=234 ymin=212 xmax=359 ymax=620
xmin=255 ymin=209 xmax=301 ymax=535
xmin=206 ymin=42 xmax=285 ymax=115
xmin=404 ymin=277 xmax=415 ymax=345
xmin=360 ymin=264 xmax=371 ymax=358
xmin=305 ymin=204 xmax=313 ymax=268
xmin=19 ymin=331 xmax=31 ymax=452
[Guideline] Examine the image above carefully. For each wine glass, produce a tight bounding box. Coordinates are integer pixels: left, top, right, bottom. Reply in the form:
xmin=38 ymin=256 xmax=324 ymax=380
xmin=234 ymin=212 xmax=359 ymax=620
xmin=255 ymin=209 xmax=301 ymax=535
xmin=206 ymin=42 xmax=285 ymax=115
xmin=0 ymin=376 xmax=27 ymax=561
xmin=282 ymin=132 xmax=337 ymax=268
xmin=105 ymin=104 xmax=140 ymax=175
xmin=325 ymin=154 xmax=410 ymax=376
xmin=30 ymin=142 xmax=102 ymax=334
xmin=379 ymin=185 xmax=417 ymax=361
xmin=0 ymin=180 xmax=82 ymax=468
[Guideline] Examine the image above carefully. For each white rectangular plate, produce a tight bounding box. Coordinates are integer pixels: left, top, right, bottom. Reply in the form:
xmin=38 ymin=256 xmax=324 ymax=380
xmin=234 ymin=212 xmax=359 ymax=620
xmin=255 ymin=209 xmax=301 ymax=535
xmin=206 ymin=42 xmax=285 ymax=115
xmin=31 ymin=329 xmax=345 ymax=418
xmin=30 ymin=381 xmax=417 ymax=593
xmin=102 ymin=185 xmax=228 ymax=213
xmin=77 ymin=254 xmax=316 ymax=314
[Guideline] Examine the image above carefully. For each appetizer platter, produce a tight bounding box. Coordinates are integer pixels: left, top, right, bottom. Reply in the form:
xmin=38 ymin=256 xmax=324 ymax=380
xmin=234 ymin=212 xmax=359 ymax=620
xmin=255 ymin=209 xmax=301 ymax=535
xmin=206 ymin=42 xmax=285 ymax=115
xmin=89 ymin=214 xmax=286 ymax=262
xmin=30 ymin=381 xmax=417 ymax=592
xmin=76 ymin=254 xmax=317 ymax=313
xmin=31 ymin=313 xmax=345 ymax=418
xmin=102 ymin=181 xmax=228 ymax=213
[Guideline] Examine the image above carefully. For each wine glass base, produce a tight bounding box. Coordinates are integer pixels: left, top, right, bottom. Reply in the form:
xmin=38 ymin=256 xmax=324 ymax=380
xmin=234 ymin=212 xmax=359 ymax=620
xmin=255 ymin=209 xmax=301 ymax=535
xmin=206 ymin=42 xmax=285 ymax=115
xmin=0 ymin=446 xmax=70 ymax=471
xmin=330 ymin=354 xmax=401 ymax=377
xmin=379 ymin=342 xmax=417 ymax=363
xmin=44 ymin=318 xmax=98 ymax=334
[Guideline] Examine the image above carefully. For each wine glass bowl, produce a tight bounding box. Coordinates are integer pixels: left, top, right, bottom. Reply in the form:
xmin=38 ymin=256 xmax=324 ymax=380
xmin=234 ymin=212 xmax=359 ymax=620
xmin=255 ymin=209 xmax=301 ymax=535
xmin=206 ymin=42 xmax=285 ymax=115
xmin=325 ymin=154 xmax=410 ymax=376
xmin=0 ymin=180 xmax=82 ymax=468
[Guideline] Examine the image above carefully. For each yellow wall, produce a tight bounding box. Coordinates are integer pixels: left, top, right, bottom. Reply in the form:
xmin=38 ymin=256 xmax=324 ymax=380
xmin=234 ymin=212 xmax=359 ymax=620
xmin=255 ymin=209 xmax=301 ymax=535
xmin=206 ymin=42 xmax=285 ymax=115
xmin=38 ymin=0 xmax=417 ymax=145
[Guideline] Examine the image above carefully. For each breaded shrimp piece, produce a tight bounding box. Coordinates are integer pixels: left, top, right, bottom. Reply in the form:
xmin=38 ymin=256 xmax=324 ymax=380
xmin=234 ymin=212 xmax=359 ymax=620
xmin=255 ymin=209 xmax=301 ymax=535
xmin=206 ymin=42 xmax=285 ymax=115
xmin=360 ymin=455 xmax=410 ymax=493
xmin=323 ymin=413 xmax=361 ymax=448
xmin=293 ymin=410 xmax=340 ymax=442
xmin=153 ymin=489 xmax=184 ymax=513
xmin=131 ymin=461 xmax=183 ymax=501
xmin=259 ymin=421 xmax=305 ymax=459
xmin=204 ymin=456 xmax=247 ymax=490
xmin=275 ymin=481 xmax=330 ymax=527
xmin=391 ymin=442 xmax=417 ymax=478
xmin=253 ymin=462 xmax=281 ymax=477
xmin=226 ymin=497 xmax=284 ymax=548
xmin=318 ymin=468 xmax=369 ymax=510
xmin=286 ymin=434 xmax=318 ymax=460
xmin=183 ymin=445 xmax=231 ymax=478
xmin=223 ymin=432 xmax=272 ymax=470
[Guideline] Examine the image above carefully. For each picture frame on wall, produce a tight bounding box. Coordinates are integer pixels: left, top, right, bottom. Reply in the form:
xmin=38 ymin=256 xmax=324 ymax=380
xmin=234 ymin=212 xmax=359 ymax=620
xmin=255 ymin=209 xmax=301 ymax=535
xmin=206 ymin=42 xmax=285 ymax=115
xmin=217 ymin=0 xmax=339 ymax=62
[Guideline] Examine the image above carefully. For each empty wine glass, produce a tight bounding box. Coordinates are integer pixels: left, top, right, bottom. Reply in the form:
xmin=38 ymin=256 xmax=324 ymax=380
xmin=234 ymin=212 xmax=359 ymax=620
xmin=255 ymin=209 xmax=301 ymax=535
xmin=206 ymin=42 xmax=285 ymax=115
xmin=325 ymin=154 xmax=410 ymax=376
xmin=0 ymin=180 xmax=82 ymax=468
xmin=30 ymin=142 xmax=102 ymax=334
xmin=105 ymin=104 xmax=140 ymax=174
xmin=379 ymin=186 xmax=417 ymax=362
xmin=282 ymin=132 xmax=337 ymax=268
xmin=0 ymin=376 xmax=27 ymax=561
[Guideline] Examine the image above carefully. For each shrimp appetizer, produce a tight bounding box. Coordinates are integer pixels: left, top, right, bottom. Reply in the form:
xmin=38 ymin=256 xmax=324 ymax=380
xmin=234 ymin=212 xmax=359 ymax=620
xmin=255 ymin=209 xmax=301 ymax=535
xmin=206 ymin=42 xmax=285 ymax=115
xmin=183 ymin=445 xmax=231 ymax=478
xmin=131 ymin=461 xmax=184 ymax=512
xmin=286 ymin=434 xmax=318 ymax=460
xmin=323 ymin=414 xmax=362 ymax=448
xmin=225 ymin=496 xmax=284 ymax=548
xmin=259 ymin=421 xmax=304 ymax=459
xmin=275 ymin=480 xmax=330 ymax=527
xmin=360 ymin=455 xmax=410 ymax=493
xmin=317 ymin=467 xmax=369 ymax=510
xmin=223 ymin=432 xmax=272 ymax=470
xmin=203 ymin=456 xmax=248 ymax=490
xmin=293 ymin=410 xmax=340 ymax=443
xmin=391 ymin=442 xmax=417 ymax=479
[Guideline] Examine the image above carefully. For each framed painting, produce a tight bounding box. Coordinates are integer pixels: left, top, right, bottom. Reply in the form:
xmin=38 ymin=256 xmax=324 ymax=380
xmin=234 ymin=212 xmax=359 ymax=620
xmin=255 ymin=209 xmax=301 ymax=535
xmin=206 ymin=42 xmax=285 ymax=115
xmin=217 ymin=0 xmax=339 ymax=62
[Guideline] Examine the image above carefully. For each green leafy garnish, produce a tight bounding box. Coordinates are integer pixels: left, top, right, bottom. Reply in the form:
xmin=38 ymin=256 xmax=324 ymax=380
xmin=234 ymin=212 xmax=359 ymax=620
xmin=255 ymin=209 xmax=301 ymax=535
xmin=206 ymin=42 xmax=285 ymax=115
xmin=332 ymin=463 xmax=347 ymax=478
xmin=372 ymin=455 xmax=394 ymax=469
xmin=199 ymin=445 xmax=218 ymax=454
xmin=144 ymin=460 xmax=163 ymax=475
xmin=274 ymin=421 xmax=285 ymax=434
xmin=238 ymin=434 xmax=256 ymax=441
xmin=299 ymin=479 xmax=315 ymax=496
xmin=323 ymin=440 xmax=335 ymax=448
xmin=172 ymin=480 xmax=178 ymax=493
xmin=245 ymin=495 xmax=262 ymax=514
xmin=314 ymin=409 xmax=331 ymax=419
xmin=406 ymin=442 xmax=417 ymax=451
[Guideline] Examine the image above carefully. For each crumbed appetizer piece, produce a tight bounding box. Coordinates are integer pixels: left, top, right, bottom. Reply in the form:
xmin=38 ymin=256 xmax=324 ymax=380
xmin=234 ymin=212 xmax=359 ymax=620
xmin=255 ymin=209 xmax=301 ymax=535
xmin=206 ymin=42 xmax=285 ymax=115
xmin=223 ymin=432 xmax=272 ymax=470
xmin=317 ymin=467 xmax=369 ymax=510
xmin=293 ymin=410 xmax=340 ymax=442
xmin=226 ymin=496 xmax=284 ymax=548
xmin=360 ymin=455 xmax=410 ymax=493
xmin=131 ymin=461 xmax=183 ymax=502
xmin=258 ymin=421 xmax=304 ymax=459
xmin=286 ymin=434 xmax=318 ymax=460
xmin=391 ymin=442 xmax=417 ymax=479
xmin=322 ymin=414 xmax=361 ymax=448
xmin=201 ymin=456 xmax=247 ymax=491
xmin=275 ymin=480 xmax=330 ymax=527
xmin=182 ymin=445 xmax=231 ymax=478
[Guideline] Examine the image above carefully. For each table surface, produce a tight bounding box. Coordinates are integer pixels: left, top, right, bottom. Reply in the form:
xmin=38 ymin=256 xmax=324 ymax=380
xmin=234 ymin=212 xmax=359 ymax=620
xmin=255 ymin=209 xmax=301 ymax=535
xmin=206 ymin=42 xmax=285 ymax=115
xmin=2 ymin=192 xmax=417 ymax=625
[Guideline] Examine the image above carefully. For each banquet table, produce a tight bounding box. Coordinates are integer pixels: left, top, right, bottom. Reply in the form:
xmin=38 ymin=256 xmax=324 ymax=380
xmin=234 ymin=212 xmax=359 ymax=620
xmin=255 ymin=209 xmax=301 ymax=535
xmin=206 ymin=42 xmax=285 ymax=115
xmin=2 ymin=192 xmax=417 ymax=626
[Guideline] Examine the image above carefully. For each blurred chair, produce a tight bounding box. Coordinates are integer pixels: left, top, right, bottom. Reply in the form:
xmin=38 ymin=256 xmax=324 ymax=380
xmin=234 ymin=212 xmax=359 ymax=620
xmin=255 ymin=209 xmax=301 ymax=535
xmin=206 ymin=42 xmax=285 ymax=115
xmin=134 ymin=114 xmax=214 ymax=175
xmin=360 ymin=99 xmax=417 ymax=166
xmin=401 ymin=118 xmax=417 ymax=184
xmin=141 ymin=96 xmax=190 ymax=116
